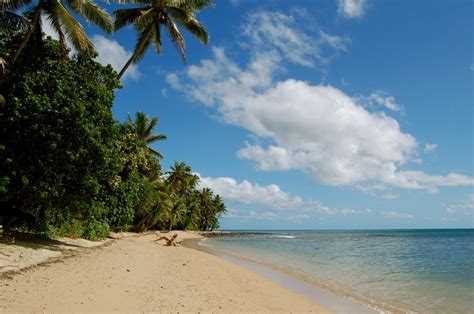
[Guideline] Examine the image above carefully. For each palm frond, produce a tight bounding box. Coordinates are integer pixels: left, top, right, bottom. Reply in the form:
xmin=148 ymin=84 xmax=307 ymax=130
xmin=167 ymin=7 xmax=208 ymax=45
xmin=1 ymin=7 xmax=30 ymax=31
xmin=147 ymin=134 xmax=167 ymax=143
xmin=0 ymin=0 xmax=33 ymax=10
xmin=67 ymin=0 xmax=113 ymax=34
xmin=165 ymin=17 xmax=185 ymax=61
xmin=135 ymin=6 xmax=154 ymax=32
xmin=143 ymin=116 xmax=158 ymax=135
xmin=114 ymin=0 xmax=152 ymax=4
xmin=114 ymin=7 xmax=141 ymax=30
xmin=148 ymin=146 xmax=164 ymax=159
xmin=165 ymin=0 xmax=214 ymax=12
xmin=45 ymin=5 xmax=69 ymax=56
xmin=53 ymin=0 xmax=93 ymax=54
xmin=151 ymin=22 xmax=162 ymax=54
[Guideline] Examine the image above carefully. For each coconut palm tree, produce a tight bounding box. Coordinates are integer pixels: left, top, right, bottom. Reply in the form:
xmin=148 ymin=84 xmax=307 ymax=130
xmin=166 ymin=161 xmax=198 ymax=196
xmin=113 ymin=0 xmax=212 ymax=79
xmin=127 ymin=111 xmax=167 ymax=159
xmin=157 ymin=196 xmax=186 ymax=231
xmin=0 ymin=2 xmax=30 ymax=31
xmin=5 ymin=0 xmax=113 ymax=65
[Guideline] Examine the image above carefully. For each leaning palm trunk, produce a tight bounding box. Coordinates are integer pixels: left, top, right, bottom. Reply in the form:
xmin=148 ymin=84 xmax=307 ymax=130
xmin=118 ymin=26 xmax=153 ymax=79
xmin=11 ymin=0 xmax=43 ymax=65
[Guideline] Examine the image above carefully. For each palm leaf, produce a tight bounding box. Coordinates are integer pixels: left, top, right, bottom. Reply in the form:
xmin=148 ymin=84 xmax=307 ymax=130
xmin=67 ymin=0 xmax=113 ymax=34
xmin=167 ymin=6 xmax=208 ymax=44
xmin=147 ymin=134 xmax=167 ymax=143
xmin=135 ymin=6 xmax=154 ymax=32
xmin=165 ymin=17 xmax=185 ymax=61
xmin=144 ymin=116 xmax=158 ymax=135
xmin=53 ymin=0 xmax=93 ymax=53
xmin=114 ymin=7 xmax=142 ymax=30
xmin=114 ymin=0 xmax=152 ymax=4
xmin=151 ymin=22 xmax=162 ymax=54
xmin=44 ymin=5 xmax=69 ymax=55
xmin=165 ymin=0 xmax=214 ymax=12
xmin=1 ymin=0 xmax=32 ymax=10
xmin=148 ymin=146 xmax=164 ymax=159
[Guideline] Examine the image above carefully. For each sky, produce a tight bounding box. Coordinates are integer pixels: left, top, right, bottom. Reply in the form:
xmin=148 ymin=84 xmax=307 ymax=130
xmin=45 ymin=0 xmax=473 ymax=229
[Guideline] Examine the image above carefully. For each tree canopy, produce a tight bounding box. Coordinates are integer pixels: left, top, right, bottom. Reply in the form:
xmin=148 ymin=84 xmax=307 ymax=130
xmin=0 ymin=20 xmax=225 ymax=239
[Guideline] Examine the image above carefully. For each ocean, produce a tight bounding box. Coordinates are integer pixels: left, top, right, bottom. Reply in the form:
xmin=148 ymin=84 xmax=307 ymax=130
xmin=203 ymin=229 xmax=474 ymax=313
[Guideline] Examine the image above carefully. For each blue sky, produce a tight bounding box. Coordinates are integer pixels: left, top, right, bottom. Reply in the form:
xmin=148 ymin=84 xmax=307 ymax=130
xmin=46 ymin=0 xmax=473 ymax=229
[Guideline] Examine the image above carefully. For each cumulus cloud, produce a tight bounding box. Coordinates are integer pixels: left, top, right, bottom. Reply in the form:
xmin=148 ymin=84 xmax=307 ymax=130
xmin=337 ymin=0 xmax=368 ymax=19
xmin=424 ymin=143 xmax=438 ymax=153
xmin=92 ymin=35 xmax=141 ymax=81
xmin=369 ymin=90 xmax=403 ymax=112
xmin=198 ymin=174 xmax=372 ymax=216
xmin=382 ymin=210 xmax=413 ymax=219
xmin=168 ymin=10 xmax=473 ymax=194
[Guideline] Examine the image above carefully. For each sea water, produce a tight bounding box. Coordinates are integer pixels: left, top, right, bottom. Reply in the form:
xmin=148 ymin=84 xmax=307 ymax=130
xmin=204 ymin=229 xmax=474 ymax=313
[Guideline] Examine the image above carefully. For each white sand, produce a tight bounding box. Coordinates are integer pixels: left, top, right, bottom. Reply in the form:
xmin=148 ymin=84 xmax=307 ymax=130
xmin=0 ymin=231 xmax=332 ymax=312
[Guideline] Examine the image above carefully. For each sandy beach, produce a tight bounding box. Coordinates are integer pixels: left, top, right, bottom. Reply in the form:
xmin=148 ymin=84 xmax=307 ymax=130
xmin=0 ymin=231 xmax=332 ymax=312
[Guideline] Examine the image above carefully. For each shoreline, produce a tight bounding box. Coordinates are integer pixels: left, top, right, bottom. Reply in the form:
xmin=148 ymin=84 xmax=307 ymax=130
xmin=183 ymin=237 xmax=377 ymax=314
xmin=0 ymin=231 xmax=333 ymax=312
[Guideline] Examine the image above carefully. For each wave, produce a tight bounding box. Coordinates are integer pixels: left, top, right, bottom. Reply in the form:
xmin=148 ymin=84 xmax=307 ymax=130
xmin=272 ymin=235 xmax=296 ymax=239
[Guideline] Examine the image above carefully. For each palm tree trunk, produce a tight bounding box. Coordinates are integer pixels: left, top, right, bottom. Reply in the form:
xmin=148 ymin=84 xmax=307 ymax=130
xmin=11 ymin=1 xmax=44 ymax=66
xmin=118 ymin=26 xmax=153 ymax=80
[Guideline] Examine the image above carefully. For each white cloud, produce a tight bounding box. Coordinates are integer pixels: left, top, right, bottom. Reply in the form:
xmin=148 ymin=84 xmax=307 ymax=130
xmin=337 ymin=0 xmax=368 ymax=19
xmin=382 ymin=210 xmax=413 ymax=219
xmin=369 ymin=90 xmax=403 ymax=112
xmin=382 ymin=193 xmax=400 ymax=200
xmin=197 ymin=174 xmax=372 ymax=216
xmin=445 ymin=194 xmax=474 ymax=215
xmin=241 ymin=10 xmax=349 ymax=68
xmin=168 ymin=10 xmax=474 ymax=194
xmin=92 ymin=35 xmax=141 ymax=81
xmin=470 ymin=64 xmax=474 ymax=71
xmin=424 ymin=143 xmax=438 ymax=153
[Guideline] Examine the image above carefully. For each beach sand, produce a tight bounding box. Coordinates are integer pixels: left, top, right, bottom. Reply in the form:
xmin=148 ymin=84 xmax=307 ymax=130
xmin=0 ymin=231 xmax=332 ymax=312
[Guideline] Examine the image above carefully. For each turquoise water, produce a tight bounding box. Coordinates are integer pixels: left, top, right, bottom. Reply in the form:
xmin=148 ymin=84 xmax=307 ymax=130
xmin=204 ymin=229 xmax=474 ymax=313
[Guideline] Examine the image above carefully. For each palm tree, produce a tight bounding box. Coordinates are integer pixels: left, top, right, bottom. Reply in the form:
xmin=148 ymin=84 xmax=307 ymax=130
xmin=157 ymin=196 xmax=186 ymax=231
xmin=113 ymin=0 xmax=212 ymax=79
xmin=166 ymin=161 xmax=198 ymax=196
xmin=127 ymin=111 xmax=167 ymax=159
xmin=0 ymin=2 xmax=30 ymax=31
xmin=5 ymin=0 xmax=113 ymax=65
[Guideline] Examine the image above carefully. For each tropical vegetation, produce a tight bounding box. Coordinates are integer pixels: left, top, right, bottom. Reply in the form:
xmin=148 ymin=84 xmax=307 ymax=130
xmin=0 ymin=0 xmax=224 ymax=240
xmin=113 ymin=0 xmax=212 ymax=78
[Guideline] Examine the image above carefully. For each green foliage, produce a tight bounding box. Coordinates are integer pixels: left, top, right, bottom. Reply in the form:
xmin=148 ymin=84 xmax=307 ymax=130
xmin=0 ymin=33 xmax=121 ymax=239
xmin=0 ymin=25 xmax=225 ymax=240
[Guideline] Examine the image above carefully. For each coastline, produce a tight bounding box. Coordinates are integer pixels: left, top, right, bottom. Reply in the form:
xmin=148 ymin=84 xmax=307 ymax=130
xmin=184 ymin=237 xmax=376 ymax=314
xmin=0 ymin=231 xmax=333 ymax=312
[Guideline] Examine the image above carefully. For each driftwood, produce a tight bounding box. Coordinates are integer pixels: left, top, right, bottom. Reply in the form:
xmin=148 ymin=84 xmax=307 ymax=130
xmin=154 ymin=233 xmax=182 ymax=247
